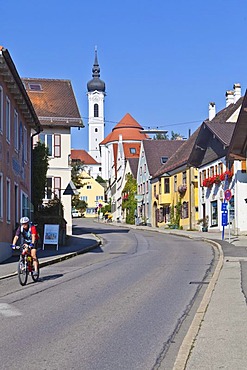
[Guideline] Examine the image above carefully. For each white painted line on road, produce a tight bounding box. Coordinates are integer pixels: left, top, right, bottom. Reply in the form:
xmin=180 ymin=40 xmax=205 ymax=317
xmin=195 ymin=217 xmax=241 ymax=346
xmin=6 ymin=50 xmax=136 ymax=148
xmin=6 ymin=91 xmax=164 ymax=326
xmin=0 ymin=303 xmax=22 ymax=317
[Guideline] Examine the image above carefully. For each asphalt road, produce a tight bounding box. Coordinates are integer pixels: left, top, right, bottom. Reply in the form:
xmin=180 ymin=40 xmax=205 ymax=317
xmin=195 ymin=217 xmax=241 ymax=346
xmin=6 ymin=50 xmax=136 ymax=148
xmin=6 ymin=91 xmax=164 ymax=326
xmin=0 ymin=220 xmax=216 ymax=370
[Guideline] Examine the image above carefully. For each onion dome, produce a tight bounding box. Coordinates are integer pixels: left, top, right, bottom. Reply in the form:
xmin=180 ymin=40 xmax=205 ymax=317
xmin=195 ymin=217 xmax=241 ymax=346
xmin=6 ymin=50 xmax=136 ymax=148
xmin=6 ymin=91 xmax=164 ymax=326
xmin=87 ymin=49 xmax=105 ymax=93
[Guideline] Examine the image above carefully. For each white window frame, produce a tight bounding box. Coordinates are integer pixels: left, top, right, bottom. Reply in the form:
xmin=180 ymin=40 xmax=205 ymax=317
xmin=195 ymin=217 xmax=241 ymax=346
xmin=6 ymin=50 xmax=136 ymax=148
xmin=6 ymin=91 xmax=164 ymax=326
xmin=14 ymin=182 xmax=19 ymax=226
xmin=0 ymin=172 xmax=3 ymax=219
xmin=14 ymin=109 xmax=19 ymax=151
xmin=6 ymin=96 xmax=11 ymax=143
xmin=21 ymin=190 xmax=29 ymax=218
xmin=0 ymin=85 xmax=3 ymax=133
xmin=6 ymin=178 xmax=11 ymax=222
xmin=24 ymin=126 xmax=27 ymax=162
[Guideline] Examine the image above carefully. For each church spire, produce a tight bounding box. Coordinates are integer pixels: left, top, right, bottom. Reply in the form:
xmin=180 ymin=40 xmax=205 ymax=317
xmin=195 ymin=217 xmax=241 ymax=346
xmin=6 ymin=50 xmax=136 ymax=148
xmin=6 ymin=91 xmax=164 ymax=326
xmin=87 ymin=47 xmax=105 ymax=92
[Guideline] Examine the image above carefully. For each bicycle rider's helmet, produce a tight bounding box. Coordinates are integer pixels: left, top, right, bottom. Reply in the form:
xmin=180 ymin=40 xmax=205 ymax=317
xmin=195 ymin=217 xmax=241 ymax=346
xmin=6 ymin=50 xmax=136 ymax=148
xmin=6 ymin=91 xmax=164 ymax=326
xmin=20 ymin=216 xmax=29 ymax=224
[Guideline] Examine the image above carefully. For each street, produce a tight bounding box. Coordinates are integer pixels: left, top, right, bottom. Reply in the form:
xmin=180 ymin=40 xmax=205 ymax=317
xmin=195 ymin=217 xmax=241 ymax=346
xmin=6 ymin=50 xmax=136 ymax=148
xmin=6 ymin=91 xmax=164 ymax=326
xmin=0 ymin=220 xmax=216 ymax=370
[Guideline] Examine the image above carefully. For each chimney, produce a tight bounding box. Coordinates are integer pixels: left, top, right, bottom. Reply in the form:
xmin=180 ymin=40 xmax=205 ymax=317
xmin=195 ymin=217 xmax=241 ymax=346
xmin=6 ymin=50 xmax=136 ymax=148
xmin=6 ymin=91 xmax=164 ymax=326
xmin=225 ymin=90 xmax=234 ymax=107
xmin=233 ymin=83 xmax=241 ymax=103
xmin=209 ymin=102 xmax=216 ymax=121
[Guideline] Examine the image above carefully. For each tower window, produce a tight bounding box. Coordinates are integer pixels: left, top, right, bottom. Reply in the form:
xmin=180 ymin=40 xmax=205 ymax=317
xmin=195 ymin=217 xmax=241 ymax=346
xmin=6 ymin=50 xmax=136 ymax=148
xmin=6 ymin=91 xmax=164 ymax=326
xmin=94 ymin=104 xmax=99 ymax=117
xmin=130 ymin=148 xmax=136 ymax=154
xmin=95 ymin=128 xmax=98 ymax=132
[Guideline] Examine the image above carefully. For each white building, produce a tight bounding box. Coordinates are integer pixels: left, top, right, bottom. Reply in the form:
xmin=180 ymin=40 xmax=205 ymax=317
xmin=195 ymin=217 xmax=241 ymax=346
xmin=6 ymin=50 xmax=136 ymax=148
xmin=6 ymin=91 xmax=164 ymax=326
xmin=22 ymin=78 xmax=83 ymax=236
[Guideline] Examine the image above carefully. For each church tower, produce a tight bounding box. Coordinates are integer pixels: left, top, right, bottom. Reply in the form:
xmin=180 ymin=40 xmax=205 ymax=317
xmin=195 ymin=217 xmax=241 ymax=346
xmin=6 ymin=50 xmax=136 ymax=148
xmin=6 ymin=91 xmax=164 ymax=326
xmin=87 ymin=48 xmax=106 ymax=162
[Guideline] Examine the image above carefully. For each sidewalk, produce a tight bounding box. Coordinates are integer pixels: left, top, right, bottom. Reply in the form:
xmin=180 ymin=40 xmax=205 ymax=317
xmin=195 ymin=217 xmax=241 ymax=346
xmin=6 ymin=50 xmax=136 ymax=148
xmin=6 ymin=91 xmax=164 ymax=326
xmin=0 ymin=231 xmax=101 ymax=280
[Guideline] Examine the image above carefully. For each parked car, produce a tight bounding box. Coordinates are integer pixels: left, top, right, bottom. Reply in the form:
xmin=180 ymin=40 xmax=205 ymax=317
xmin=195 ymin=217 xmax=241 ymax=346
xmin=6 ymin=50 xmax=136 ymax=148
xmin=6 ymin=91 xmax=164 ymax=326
xmin=72 ymin=209 xmax=82 ymax=218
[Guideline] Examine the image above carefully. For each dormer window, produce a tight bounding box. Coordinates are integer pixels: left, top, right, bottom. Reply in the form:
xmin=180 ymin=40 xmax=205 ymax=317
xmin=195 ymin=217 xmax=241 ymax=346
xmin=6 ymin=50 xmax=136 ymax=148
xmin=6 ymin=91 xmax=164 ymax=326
xmin=161 ymin=156 xmax=168 ymax=164
xmin=130 ymin=148 xmax=136 ymax=154
xmin=28 ymin=83 xmax=42 ymax=91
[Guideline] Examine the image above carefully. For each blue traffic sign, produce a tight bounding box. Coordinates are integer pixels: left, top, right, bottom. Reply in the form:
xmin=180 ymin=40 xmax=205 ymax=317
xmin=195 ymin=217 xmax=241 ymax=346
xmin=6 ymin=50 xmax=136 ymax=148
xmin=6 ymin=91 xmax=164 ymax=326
xmin=222 ymin=212 xmax=228 ymax=226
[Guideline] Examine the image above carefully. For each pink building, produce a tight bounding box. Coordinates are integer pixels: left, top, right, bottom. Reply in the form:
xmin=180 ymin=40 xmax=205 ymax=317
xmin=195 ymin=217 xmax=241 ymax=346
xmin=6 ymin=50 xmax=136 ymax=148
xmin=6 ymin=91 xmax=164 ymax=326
xmin=0 ymin=47 xmax=41 ymax=262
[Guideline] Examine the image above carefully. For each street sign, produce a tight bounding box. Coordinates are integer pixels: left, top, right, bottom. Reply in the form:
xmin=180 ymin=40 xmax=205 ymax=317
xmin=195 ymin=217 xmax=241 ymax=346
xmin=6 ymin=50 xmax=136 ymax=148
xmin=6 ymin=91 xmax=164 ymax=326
xmin=224 ymin=189 xmax=232 ymax=201
xmin=222 ymin=212 xmax=228 ymax=226
xmin=221 ymin=202 xmax=227 ymax=211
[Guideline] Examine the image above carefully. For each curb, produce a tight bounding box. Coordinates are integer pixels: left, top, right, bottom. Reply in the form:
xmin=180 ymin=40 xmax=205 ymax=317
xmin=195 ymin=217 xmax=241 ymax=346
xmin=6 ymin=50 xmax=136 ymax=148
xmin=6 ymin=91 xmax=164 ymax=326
xmin=0 ymin=240 xmax=101 ymax=281
xmin=172 ymin=239 xmax=224 ymax=370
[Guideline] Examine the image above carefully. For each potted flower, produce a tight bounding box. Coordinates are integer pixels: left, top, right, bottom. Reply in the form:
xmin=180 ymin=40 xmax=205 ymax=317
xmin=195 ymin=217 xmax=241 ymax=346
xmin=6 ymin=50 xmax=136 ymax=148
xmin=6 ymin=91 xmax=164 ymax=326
xmin=197 ymin=216 xmax=209 ymax=232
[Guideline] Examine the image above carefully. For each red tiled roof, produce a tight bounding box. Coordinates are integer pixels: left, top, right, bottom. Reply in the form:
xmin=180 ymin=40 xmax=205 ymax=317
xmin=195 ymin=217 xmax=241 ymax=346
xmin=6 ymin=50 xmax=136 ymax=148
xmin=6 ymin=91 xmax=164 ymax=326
xmin=22 ymin=77 xmax=83 ymax=127
xmin=100 ymin=113 xmax=149 ymax=145
xmin=123 ymin=143 xmax=141 ymax=158
xmin=71 ymin=149 xmax=99 ymax=164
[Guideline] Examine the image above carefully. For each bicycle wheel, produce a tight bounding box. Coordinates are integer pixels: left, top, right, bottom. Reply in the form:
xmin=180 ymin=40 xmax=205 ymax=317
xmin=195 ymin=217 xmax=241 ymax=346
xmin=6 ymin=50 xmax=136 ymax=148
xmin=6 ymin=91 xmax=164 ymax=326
xmin=18 ymin=257 xmax=28 ymax=286
xmin=31 ymin=260 xmax=40 ymax=282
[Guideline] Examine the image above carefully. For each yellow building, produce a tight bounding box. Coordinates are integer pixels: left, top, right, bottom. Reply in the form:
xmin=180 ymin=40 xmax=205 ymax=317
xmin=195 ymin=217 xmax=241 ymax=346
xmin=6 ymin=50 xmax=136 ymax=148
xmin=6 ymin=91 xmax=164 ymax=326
xmin=151 ymin=130 xmax=200 ymax=230
xmin=77 ymin=171 xmax=106 ymax=217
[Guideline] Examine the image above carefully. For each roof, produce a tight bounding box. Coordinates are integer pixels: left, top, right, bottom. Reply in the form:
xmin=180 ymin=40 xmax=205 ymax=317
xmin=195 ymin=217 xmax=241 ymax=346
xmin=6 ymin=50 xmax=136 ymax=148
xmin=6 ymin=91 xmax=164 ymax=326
xmin=202 ymin=97 xmax=243 ymax=146
xmin=71 ymin=149 xmax=99 ymax=165
xmin=143 ymin=140 xmax=185 ymax=176
xmin=0 ymin=47 xmax=41 ymax=131
xmin=123 ymin=143 xmax=141 ymax=158
xmin=153 ymin=129 xmax=200 ymax=178
xmin=127 ymin=158 xmax=139 ymax=179
xmin=188 ymin=98 xmax=243 ymax=167
xmin=228 ymin=90 xmax=247 ymax=160
xmin=100 ymin=113 xmax=149 ymax=145
xmin=22 ymin=77 xmax=83 ymax=128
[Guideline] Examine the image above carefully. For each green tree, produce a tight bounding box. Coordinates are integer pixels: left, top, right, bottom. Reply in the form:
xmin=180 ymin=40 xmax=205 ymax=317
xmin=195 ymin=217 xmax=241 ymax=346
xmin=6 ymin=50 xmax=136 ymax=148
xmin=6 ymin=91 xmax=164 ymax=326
xmin=171 ymin=131 xmax=183 ymax=140
xmin=32 ymin=142 xmax=49 ymax=213
xmin=153 ymin=132 xmax=169 ymax=140
xmin=96 ymin=175 xmax=106 ymax=184
xmin=71 ymin=159 xmax=85 ymax=188
xmin=122 ymin=174 xmax=137 ymax=224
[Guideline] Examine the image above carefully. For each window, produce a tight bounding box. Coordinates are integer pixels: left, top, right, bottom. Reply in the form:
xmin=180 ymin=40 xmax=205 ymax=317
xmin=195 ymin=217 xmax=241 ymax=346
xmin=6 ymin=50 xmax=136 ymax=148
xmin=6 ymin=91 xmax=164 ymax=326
xmin=87 ymin=185 xmax=92 ymax=189
xmin=95 ymin=128 xmax=98 ymax=132
xmin=45 ymin=178 xmax=53 ymax=199
xmin=144 ymin=164 xmax=146 ymax=173
xmin=54 ymin=134 xmax=61 ymax=157
xmin=80 ymin=196 xmax=88 ymax=202
xmin=6 ymin=97 xmax=10 ymax=142
xmin=164 ymin=178 xmax=170 ymax=193
xmin=28 ymin=83 xmax=42 ymax=91
xmin=6 ymin=178 xmax=11 ymax=222
xmin=94 ymin=104 xmax=99 ymax=117
xmin=24 ymin=127 xmax=28 ymax=162
xmin=146 ymin=181 xmax=149 ymax=193
xmin=211 ymin=200 xmax=218 ymax=226
xmin=54 ymin=177 xmax=61 ymax=198
xmin=174 ymin=175 xmax=177 ymax=192
xmin=14 ymin=110 xmax=19 ymax=151
xmin=96 ymin=196 xmax=103 ymax=201
xmin=154 ymin=185 xmax=157 ymax=197
xmin=0 ymin=172 xmax=3 ymax=219
xmin=182 ymin=171 xmax=187 ymax=184
xmin=181 ymin=201 xmax=189 ymax=219
xmin=0 ymin=85 xmax=3 ymax=133
xmin=14 ymin=183 xmax=19 ymax=226
xmin=161 ymin=156 xmax=168 ymax=164
xmin=40 ymin=133 xmax=52 ymax=156
xmin=130 ymin=148 xmax=136 ymax=154
xmin=21 ymin=191 xmax=29 ymax=218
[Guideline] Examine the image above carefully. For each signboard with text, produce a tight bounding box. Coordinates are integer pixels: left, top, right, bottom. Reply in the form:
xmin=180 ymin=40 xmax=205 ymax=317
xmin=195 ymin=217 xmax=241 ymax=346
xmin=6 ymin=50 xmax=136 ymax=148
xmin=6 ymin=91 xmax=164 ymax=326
xmin=43 ymin=224 xmax=59 ymax=250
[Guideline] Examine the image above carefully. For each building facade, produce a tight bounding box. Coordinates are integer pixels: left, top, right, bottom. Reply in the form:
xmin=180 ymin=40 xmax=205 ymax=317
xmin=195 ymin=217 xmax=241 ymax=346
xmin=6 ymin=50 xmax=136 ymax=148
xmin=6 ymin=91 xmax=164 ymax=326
xmin=0 ymin=47 xmax=41 ymax=262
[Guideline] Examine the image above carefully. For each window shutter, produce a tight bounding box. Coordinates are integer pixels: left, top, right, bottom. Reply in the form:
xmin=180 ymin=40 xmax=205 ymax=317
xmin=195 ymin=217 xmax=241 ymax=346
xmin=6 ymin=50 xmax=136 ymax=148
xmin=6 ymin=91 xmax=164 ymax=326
xmin=54 ymin=134 xmax=61 ymax=157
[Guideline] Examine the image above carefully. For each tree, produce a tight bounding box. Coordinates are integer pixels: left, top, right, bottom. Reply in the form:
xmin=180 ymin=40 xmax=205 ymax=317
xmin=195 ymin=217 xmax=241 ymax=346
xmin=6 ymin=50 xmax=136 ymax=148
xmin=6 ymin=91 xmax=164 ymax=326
xmin=32 ymin=142 xmax=49 ymax=213
xmin=71 ymin=159 xmax=85 ymax=188
xmin=122 ymin=174 xmax=137 ymax=224
xmin=96 ymin=175 xmax=106 ymax=184
xmin=71 ymin=160 xmax=87 ymax=212
xmin=171 ymin=131 xmax=183 ymax=140
xmin=153 ymin=132 xmax=169 ymax=140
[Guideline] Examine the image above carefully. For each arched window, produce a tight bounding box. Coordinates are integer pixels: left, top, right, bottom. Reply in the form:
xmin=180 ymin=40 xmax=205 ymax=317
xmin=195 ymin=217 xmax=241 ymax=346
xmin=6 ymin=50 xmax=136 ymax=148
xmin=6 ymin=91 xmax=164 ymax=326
xmin=94 ymin=104 xmax=99 ymax=117
xmin=95 ymin=128 xmax=98 ymax=132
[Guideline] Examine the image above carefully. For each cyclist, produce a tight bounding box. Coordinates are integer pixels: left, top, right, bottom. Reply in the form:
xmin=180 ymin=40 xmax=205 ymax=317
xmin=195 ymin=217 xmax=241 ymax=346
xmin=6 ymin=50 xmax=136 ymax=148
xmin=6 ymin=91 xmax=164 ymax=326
xmin=11 ymin=217 xmax=39 ymax=275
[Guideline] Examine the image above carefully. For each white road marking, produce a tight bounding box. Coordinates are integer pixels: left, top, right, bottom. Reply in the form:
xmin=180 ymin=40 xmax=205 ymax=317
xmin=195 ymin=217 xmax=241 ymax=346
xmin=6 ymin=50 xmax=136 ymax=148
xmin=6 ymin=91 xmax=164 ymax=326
xmin=0 ymin=303 xmax=22 ymax=317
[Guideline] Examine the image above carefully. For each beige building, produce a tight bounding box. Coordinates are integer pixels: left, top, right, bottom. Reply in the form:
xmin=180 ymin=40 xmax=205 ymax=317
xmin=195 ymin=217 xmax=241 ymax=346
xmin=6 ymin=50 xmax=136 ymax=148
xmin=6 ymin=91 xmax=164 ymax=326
xmin=77 ymin=171 xmax=106 ymax=217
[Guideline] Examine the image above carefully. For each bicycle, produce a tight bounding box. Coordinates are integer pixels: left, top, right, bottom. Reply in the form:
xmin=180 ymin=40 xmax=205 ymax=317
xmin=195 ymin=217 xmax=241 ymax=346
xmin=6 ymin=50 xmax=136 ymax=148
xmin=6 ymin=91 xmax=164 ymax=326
xmin=16 ymin=244 xmax=40 ymax=286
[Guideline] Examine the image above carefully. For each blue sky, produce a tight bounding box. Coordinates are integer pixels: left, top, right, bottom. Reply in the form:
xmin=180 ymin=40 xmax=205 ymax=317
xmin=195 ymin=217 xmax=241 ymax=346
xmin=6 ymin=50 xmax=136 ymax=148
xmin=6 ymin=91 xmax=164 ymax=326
xmin=1 ymin=0 xmax=247 ymax=150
